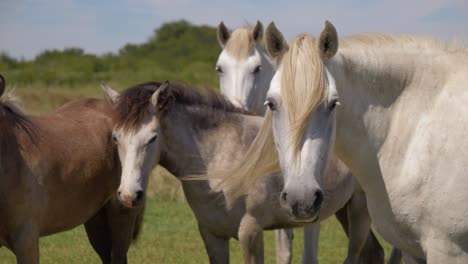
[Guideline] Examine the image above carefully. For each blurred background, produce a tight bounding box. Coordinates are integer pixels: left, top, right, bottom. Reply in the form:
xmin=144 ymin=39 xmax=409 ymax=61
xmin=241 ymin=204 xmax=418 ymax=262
xmin=0 ymin=0 xmax=466 ymax=263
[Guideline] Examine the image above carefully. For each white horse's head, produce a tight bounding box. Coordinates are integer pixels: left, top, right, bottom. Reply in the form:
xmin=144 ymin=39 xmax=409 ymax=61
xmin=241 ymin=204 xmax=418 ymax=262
xmin=216 ymin=21 xmax=275 ymax=114
xmin=101 ymin=82 xmax=169 ymax=208
xmin=264 ymin=22 xmax=340 ymax=222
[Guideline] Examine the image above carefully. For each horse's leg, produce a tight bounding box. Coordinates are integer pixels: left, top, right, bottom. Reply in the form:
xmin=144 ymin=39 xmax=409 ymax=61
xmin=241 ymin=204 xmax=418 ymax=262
xmin=275 ymin=228 xmax=293 ymax=264
xmin=239 ymin=214 xmax=264 ymax=264
xmin=12 ymin=224 xmax=39 ymax=264
xmin=388 ymin=248 xmax=403 ymax=264
xmin=301 ymin=223 xmax=320 ymax=264
xmin=106 ymin=197 xmax=140 ymax=264
xmin=338 ymin=190 xmax=384 ymax=264
xmin=198 ymin=224 xmax=229 ymax=264
xmin=84 ymin=207 xmax=112 ymax=264
xmin=343 ymin=191 xmax=372 ymax=264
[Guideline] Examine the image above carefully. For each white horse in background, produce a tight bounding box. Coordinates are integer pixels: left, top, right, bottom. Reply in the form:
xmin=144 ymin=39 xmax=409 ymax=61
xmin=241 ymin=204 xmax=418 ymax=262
xmin=215 ymin=21 xmax=385 ymax=264
xmin=220 ymin=20 xmax=468 ymax=263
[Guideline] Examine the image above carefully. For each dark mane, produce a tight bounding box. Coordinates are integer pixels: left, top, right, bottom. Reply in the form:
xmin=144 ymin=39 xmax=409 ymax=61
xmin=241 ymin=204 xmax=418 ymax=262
xmin=114 ymin=82 xmax=161 ymax=131
xmin=0 ymin=94 xmax=39 ymax=147
xmin=115 ymin=81 xmax=253 ymax=131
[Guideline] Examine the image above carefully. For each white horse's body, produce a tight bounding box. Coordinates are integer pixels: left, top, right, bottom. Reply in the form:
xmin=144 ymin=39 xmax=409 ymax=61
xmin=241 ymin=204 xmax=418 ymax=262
xmin=215 ymin=22 xmax=386 ymax=264
xmin=232 ymin=21 xmax=468 ymax=263
xmin=329 ymin=37 xmax=468 ymax=261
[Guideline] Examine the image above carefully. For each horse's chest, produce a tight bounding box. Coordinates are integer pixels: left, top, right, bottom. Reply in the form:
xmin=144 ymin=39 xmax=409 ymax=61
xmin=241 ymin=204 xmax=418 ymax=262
xmin=182 ymin=183 xmax=241 ymax=238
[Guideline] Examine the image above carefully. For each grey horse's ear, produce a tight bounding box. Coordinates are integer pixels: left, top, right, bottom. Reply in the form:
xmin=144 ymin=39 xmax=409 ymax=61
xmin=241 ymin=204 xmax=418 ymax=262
xmin=252 ymin=21 xmax=263 ymax=44
xmin=0 ymin=74 xmax=5 ymax=97
xmin=265 ymin=22 xmax=288 ymax=64
xmin=217 ymin=21 xmax=231 ymax=47
xmin=317 ymin=20 xmax=338 ymax=60
xmin=150 ymin=81 xmax=173 ymax=113
xmin=100 ymin=82 xmax=120 ymax=104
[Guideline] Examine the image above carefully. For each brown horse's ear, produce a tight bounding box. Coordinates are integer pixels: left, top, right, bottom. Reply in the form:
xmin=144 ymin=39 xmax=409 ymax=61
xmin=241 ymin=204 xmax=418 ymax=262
xmin=150 ymin=81 xmax=173 ymax=114
xmin=100 ymin=82 xmax=120 ymax=104
xmin=265 ymin=22 xmax=288 ymax=65
xmin=252 ymin=21 xmax=263 ymax=44
xmin=0 ymin=74 xmax=5 ymax=97
xmin=217 ymin=21 xmax=230 ymax=47
xmin=317 ymin=20 xmax=338 ymax=61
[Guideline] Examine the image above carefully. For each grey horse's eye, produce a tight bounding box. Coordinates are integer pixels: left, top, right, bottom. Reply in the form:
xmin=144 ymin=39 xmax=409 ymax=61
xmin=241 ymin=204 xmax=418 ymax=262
xmin=112 ymin=134 xmax=118 ymax=145
xmin=147 ymin=134 xmax=158 ymax=145
xmin=215 ymin=65 xmax=223 ymax=74
xmin=253 ymin=65 xmax=262 ymax=74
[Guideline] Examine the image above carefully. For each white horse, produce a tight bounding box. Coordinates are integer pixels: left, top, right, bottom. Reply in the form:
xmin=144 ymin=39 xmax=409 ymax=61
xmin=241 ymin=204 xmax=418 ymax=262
xmin=220 ymin=20 xmax=468 ymax=263
xmin=215 ymin=21 xmax=386 ymax=264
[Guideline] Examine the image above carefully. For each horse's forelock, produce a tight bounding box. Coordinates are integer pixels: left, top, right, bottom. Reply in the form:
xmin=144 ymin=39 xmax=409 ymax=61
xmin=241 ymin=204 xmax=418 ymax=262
xmin=281 ymin=34 xmax=328 ymax=156
xmin=224 ymin=27 xmax=255 ymax=60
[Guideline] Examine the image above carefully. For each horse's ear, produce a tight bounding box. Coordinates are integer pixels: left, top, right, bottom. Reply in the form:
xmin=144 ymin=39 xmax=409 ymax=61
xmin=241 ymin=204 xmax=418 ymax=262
xmin=217 ymin=22 xmax=230 ymax=47
xmin=265 ymin=22 xmax=288 ymax=64
xmin=317 ymin=21 xmax=338 ymax=61
xmin=150 ymin=81 xmax=173 ymax=114
xmin=252 ymin=21 xmax=263 ymax=44
xmin=100 ymin=82 xmax=120 ymax=104
xmin=0 ymin=74 xmax=5 ymax=97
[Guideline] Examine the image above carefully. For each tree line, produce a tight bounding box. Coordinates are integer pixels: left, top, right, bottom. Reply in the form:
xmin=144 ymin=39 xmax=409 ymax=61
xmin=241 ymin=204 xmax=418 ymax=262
xmin=0 ymin=20 xmax=220 ymax=88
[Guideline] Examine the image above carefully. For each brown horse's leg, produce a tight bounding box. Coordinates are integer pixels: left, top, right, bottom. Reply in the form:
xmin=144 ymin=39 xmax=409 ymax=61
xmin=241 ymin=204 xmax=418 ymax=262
xmin=85 ymin=207 xmax=112 ymax=264
xmin=198 ymin=224 xmax=230 ymax=264
xmin=106 ymin=197 xmax=142 ymax=264
xmin=12 ymin=224 xmax=39 ymax=264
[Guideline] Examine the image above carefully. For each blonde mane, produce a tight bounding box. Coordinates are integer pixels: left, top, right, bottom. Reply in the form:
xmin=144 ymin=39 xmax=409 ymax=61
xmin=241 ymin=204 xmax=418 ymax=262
xmin=224 ymin=26 xmax=255 ymax=60
xmin=281 ymin=34 xmax=328 ymax=155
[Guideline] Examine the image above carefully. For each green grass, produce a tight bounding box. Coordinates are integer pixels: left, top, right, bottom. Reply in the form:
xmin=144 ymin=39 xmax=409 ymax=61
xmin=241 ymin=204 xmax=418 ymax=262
xmin=0 ymin=169 xmax=395 ymax=263
xmin=0 ymin=85 xmax=395 ymax=263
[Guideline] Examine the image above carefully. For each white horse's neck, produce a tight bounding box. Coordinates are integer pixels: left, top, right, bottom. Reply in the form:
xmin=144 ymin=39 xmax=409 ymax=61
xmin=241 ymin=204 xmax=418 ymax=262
xmin=326 ymin=42 xmax=467 ymax=255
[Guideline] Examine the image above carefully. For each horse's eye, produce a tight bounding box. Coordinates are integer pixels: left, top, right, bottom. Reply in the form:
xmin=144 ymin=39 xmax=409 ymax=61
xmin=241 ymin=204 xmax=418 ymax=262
xmin=253 ymin=65 xmax=262 ymax=74
xmin=264 ymin=100 xmax=276 ymax=111
xmin=147 ymin=135 xmax=158 ymax=145
xmin=215 ymin=65 xmax=223 ymax=74
xmin=112 ymin=135 xmax=118 ymax=145
xmin=329 ymin=99 xmax=340 ymax=111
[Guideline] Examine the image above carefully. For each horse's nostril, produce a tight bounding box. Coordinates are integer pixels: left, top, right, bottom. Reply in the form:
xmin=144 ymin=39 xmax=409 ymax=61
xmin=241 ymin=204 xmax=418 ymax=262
xmin=280 ymin=192 xmax=288 ymax=202
xmin=313 ymin=190 xmax=324 ymax=209
xmin=135 ymin=190 xmax=144 ymax=202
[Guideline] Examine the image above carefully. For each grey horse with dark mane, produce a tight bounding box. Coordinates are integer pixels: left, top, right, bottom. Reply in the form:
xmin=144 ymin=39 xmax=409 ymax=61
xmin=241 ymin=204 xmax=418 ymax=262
xmin=103 ymin=81 xmax=384 ymax=264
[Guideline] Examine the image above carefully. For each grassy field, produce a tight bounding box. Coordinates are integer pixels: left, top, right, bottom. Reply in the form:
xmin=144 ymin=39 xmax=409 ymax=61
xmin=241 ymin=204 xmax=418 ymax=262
xmin=0 ymin=84 xmax=395 ymax=263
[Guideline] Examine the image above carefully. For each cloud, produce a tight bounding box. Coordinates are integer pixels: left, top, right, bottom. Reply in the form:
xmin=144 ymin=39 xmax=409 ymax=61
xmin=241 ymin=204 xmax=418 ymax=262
xmin=1 ymin=0 xmax=467 ymax=59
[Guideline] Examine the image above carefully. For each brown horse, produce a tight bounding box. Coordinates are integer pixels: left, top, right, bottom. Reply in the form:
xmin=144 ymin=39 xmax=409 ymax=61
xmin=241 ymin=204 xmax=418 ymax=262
xmin=0 ymin=74 xmax=143 ymax=264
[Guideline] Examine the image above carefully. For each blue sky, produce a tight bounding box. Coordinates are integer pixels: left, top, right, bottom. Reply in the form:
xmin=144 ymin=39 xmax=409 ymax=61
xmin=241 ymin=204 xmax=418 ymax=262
xmin=1 ymin=0 xmax=467 ymax=59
